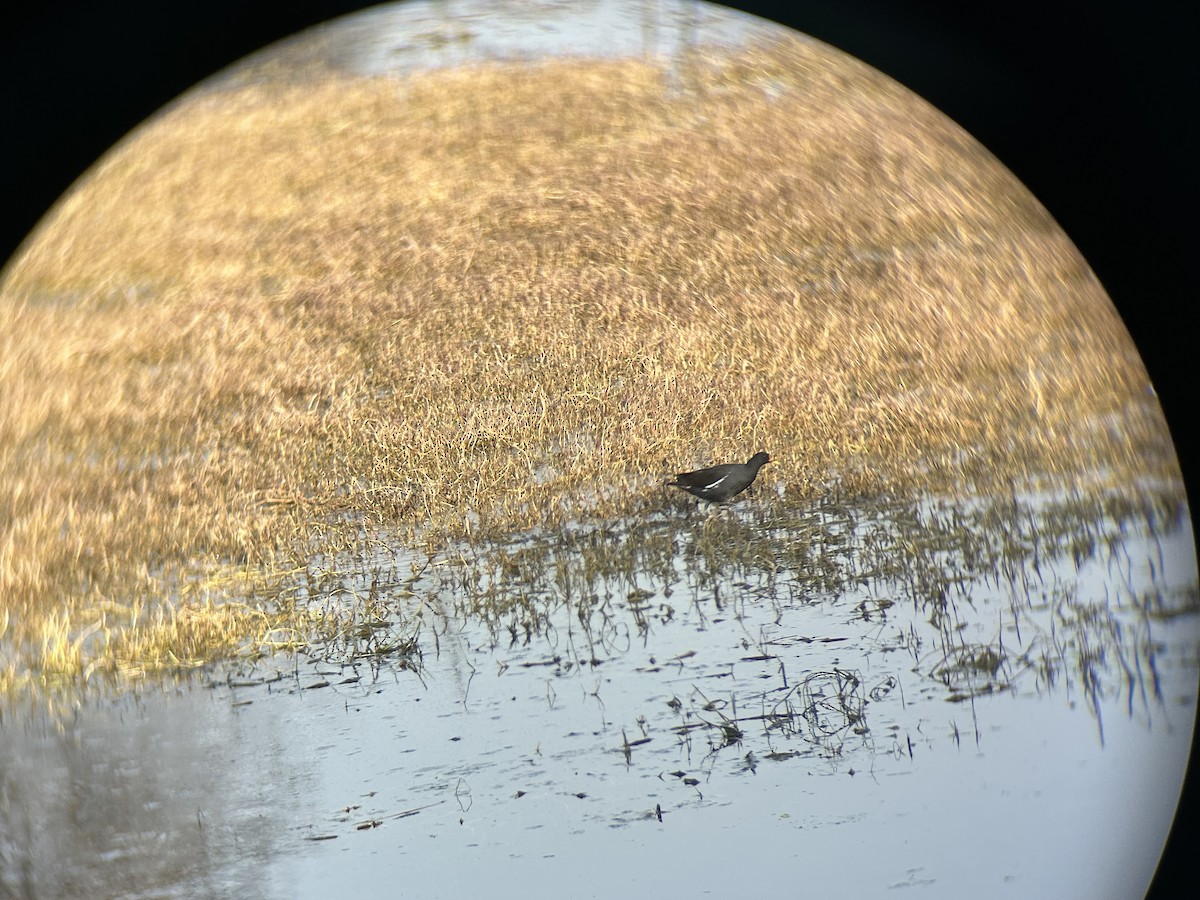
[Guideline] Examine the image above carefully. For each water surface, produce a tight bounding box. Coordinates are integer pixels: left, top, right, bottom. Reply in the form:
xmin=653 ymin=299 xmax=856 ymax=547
xmin=4 ymin=492 xmax=1195 ymax=898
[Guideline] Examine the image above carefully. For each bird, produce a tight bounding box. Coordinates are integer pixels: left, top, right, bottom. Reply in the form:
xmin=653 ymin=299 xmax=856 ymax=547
xmin=667 ymin=452 xmax=771 ymax=503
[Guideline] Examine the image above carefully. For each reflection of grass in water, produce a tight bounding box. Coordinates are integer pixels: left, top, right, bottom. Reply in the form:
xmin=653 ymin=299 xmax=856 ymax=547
xmin=856 ymin=489 xmax=1193 ymax=736
xmin=410 ymin=487 xmax=1191 ymax=752
xmin=0 ymin=36 xmax=1185 ymax=695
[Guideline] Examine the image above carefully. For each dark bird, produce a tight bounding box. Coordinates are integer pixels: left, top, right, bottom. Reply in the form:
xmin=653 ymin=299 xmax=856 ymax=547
xmin=667 ymin=452 xmax=771 ymax=503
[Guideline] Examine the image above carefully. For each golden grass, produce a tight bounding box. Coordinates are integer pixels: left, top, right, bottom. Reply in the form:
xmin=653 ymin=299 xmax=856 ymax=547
xmin=0 ymin=37 xmax=1181 ymax=694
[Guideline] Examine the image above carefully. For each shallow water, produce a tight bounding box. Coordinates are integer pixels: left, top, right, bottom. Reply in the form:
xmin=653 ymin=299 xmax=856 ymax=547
xmin=3 ymin=492 xmax=1196 ymax=899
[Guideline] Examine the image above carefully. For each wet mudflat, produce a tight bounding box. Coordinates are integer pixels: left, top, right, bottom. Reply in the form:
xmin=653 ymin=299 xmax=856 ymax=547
xmin=3 ymin=490 xmax=1195 ymax=899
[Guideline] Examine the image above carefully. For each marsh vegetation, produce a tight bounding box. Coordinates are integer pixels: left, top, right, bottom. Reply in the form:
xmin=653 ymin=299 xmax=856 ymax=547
xmin=282 ymin=484 xmax=1190 ymax=754
xmin=2 ymin=9 xmax=1196 ymax=895
xmin=0 ymin=36 xmax=1186 ymax=706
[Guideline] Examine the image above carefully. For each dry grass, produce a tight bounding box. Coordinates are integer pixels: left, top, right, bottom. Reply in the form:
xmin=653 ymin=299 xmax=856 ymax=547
xmin=0 ymin=37 xmax=1181 ymax=694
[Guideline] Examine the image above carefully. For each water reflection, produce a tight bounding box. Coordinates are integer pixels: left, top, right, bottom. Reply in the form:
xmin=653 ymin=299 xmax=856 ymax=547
xmin=2 ymin=684 xmax=294 ymax=899
xmin=5 ymin=488 xmax=1192 ymax=898
xmin=412 ymin=488 xmax=1192 ymax=751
